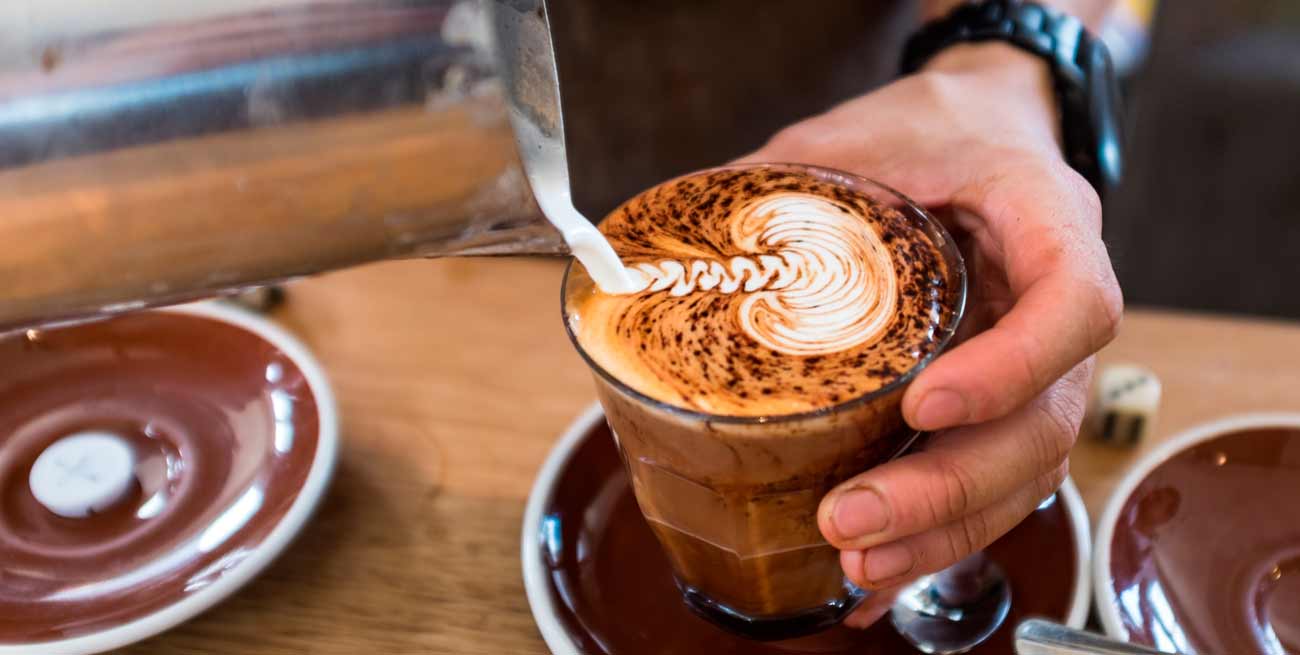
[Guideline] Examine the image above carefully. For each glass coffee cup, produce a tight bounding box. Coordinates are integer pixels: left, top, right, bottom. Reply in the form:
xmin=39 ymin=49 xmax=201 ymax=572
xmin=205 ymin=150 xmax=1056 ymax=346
xmin=562 ymin=164 xmax=967 ymax=640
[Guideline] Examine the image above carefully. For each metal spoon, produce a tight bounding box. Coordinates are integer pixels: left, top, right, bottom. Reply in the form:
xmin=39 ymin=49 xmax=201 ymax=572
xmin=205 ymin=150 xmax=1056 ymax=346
xmin=1015 ymin=619 xmax=1176 ymax=655
xmin=890 ymin=553 xmax=1012 ymax=654
xmin=889 ymin=556 xmax=1176 ymax=655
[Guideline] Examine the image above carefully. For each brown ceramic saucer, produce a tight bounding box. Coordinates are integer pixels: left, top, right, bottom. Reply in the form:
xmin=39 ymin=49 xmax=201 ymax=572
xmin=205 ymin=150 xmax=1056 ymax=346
xmin=1095 ymin=414 xmax=1300 ymax=654
xmin=522 ymin=405 xmax=1091 ymax=655
xmin=0 ymin=303 xmax=338 ymax=655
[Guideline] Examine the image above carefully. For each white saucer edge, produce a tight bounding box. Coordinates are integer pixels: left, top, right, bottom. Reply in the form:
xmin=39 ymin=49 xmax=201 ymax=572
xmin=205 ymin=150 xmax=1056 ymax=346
xmin=1091 ymin=412 xmax=1300 ymax=646
xmin=3 ymin=302 xmax=341 ymax=655
xmin=521 ymin=403 xmax=1094 ymax=653
xmin=1059 ymin=476 xmax=1092 ymax=630
xmin=521 ymin=401 xmax=606 ymax=655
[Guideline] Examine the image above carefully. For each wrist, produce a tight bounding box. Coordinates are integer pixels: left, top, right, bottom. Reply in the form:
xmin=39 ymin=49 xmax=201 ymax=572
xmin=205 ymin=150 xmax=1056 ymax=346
xmin=922 ymin=42 xmax=1062 ymax=150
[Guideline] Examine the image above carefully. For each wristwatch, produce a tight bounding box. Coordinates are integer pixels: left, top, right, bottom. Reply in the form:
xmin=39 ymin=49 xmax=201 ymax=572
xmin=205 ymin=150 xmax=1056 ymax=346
xmin=900 ymin=0 xmax=1123 ymax=198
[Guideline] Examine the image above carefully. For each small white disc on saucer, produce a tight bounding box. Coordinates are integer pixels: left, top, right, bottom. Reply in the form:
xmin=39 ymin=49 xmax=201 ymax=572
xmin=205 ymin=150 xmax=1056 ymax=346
xmin=29 ymin=431 xmax=137 ymax=518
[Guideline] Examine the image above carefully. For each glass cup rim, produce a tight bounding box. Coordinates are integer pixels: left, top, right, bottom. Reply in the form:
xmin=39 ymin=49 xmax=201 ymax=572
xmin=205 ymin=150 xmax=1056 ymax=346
xmin=560 ymin=162 xmax=968 ymax=426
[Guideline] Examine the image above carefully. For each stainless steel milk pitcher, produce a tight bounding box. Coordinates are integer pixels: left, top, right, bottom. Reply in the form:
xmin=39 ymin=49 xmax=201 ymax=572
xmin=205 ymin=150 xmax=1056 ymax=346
xmin=0 ymin=0 xmax=566 ymax=332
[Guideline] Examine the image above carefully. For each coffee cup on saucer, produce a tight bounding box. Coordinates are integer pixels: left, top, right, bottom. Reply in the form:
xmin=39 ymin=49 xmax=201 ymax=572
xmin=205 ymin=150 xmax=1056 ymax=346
xmin=1093 ymin=413 xmax=1300 ymax=654
xmin=522 ymin=404 xmax=1093 ymax=654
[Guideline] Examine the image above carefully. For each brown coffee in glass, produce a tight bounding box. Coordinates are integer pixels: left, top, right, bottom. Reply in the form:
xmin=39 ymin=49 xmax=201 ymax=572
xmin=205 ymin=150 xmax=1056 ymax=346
xmin=562 ymin=164 xmax=965 ymax=639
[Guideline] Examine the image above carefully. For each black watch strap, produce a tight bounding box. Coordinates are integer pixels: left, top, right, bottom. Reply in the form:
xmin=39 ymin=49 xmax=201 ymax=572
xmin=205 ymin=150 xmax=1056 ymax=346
xmin=901 ymin=1 xmax=1123 ymax=197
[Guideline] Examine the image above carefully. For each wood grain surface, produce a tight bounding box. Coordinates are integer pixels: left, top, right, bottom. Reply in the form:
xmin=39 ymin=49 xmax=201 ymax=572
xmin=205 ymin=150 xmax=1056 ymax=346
xmin=110 ymin=257 xmax=1300 ymax=653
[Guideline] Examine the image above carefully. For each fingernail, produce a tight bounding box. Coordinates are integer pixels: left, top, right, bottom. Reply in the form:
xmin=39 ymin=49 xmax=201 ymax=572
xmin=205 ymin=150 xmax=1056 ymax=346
xmin=913 ymin=388 xmax=968 ymax=429
xmin=832 ymin=487 xmax=890 ymax=540
xmin=840 ymin=549 xmax=866 ymax=588
xmin=864 ymin=543 xmax=915 ymax=584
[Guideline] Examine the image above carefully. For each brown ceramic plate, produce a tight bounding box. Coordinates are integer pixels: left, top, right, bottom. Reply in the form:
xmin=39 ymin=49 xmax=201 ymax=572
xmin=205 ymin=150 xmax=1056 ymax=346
xmin=522 ymin=405 xmax=1090 ymax=655
xmin=1095 ymin=414 xmax=1300 ymax=654
xmin=0 ymin=303 xmax=338 ymax=655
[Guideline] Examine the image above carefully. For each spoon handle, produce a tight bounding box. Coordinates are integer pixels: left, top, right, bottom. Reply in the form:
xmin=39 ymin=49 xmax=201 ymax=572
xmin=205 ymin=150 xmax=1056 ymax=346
xmin=1015 ymin=619 xmax=1177 ymax=655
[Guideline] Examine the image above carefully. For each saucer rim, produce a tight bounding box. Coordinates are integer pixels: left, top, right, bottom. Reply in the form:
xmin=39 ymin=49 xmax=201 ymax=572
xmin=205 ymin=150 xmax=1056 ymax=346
xmin=521 ymin=402 xmax=1092 ymax=655
xmin=1092 ymin=411 xmax=1300 ymax=645
xmin=0 ymin=301 xmax=341 ymax=655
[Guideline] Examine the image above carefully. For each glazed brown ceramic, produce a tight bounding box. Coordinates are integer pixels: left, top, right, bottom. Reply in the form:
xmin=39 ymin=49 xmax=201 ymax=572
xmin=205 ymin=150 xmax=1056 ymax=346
xmin=0 ymin=308 xmax=324 ymax=645
xmin=534 ymin=420 xmax=1081 ymax=654
xmin=1103 ymin=421 xmax=1300 ymax=654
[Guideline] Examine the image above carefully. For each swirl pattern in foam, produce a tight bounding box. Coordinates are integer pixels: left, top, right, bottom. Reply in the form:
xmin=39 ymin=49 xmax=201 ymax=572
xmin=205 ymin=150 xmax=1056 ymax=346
xmin=626 ymin=192 xmax=899 ymax=356
xmin=566 ymin=167 xmax=959 ymax=416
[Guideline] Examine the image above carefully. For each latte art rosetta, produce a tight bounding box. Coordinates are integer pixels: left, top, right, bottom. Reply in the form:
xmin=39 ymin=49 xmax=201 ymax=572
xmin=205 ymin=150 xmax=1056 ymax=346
xmin=567 ymin=167 xmax=955 ymax=416
xmin=625 ymin=193 xmax=898 ymax=356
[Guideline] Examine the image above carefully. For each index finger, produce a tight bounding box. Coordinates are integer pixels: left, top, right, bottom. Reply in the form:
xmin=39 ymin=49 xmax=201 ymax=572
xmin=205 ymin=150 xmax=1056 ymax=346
xmin=903 ymin=163 xmax=1122 ymax=431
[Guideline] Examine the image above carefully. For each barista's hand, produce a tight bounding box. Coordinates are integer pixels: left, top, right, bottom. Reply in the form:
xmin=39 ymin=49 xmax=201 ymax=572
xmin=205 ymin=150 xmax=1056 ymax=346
xmin=739 ymin=42 xmax=1122 ymax=628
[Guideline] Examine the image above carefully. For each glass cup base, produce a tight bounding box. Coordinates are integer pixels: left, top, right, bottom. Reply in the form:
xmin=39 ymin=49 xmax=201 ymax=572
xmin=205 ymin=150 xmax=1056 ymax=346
xmin=679 ymin=581 xmax=868 ymax=641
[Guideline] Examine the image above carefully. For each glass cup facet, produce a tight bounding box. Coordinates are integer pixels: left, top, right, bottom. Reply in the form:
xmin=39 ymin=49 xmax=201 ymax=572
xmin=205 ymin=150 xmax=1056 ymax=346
xmin=561 ymin=164 xmax=967 ymax=640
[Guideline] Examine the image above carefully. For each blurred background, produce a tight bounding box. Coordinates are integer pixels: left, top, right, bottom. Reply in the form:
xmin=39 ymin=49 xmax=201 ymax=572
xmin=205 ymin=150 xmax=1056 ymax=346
xmin=1104 ymin=1 xmax=1300 ymax=318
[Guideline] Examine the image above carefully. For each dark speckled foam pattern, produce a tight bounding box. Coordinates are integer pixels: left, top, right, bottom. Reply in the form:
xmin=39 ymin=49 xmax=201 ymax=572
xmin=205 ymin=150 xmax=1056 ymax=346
xmin=568 ymin=167 xmax=955 ymax=416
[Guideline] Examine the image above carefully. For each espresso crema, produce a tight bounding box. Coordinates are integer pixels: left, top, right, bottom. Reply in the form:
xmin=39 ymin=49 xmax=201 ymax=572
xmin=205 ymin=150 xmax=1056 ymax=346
xmin=567 ymin=167 xmax=955 ymax=416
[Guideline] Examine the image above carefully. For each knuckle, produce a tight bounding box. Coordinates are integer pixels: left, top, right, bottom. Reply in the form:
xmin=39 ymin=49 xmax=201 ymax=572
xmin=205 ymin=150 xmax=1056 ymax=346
xmin=1075 ymin=358 xmax=1097 ymax=388
xmin=1092 ymin=275 xmax=1125 ymax=348
xmin=1049 ymin=160 xmax=1103 ymax=227
xmin=1076 ymin=182 xmax=1104 ymax=226
xmin=1020 ymin=329 xmax=1050 ymax=392
xmin=931 ymin=454 xmax=980 ymax=523
xmin=1069 ymin=357 xmax=1097 ymax=393
xmin=1052 ymin=377 xmax=1091 ymax=432
xmin=1036 ymin=462 xmax=1070 ymax=501
xmin=997 ymin=323 xmax=1049 ymax=406
xmin=1030 ymin=392 xmax=1082 ymax=470
xmin=946 ymin=512 xmax=991 ymax=563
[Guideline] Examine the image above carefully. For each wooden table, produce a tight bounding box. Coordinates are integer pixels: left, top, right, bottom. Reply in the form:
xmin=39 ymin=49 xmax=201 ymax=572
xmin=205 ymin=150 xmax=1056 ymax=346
xmin=116 ymin=258 xmax=1300 ymax=654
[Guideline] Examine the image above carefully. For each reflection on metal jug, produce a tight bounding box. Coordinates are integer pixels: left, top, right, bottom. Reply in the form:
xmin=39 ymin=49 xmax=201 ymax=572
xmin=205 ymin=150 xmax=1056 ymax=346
xmin=0 ymin=0 xmax=564 ymax=332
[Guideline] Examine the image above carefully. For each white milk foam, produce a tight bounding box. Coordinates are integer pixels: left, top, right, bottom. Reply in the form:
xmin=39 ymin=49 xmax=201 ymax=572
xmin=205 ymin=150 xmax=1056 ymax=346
xmin=625 ymin=193 xmax=898 ymax=356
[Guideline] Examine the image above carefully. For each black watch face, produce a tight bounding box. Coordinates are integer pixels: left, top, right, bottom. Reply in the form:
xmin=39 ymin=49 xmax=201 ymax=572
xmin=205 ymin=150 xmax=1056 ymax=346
xmin=1088 ymin=42 xmax=1124 ymax=194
